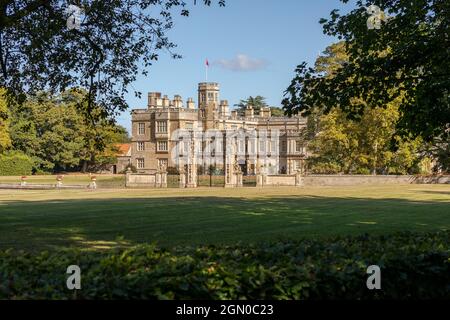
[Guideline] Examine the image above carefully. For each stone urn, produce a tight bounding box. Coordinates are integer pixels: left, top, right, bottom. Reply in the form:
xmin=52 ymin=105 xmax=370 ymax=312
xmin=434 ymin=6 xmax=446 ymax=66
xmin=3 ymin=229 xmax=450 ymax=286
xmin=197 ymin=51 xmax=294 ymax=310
xmin=89 ymin=176 xmax=97 ymax=189
xmin=56 ymin=175 xmax=63 ymax=188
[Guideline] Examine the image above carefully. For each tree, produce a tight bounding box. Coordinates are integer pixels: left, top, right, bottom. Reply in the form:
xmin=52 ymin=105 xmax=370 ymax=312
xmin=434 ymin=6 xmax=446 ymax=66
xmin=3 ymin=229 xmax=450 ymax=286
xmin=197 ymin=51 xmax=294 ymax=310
xmin=8 ymin=89 xmax=130 ymax=172
xmin=283 ymin=0 xmax=450 ymax=141
xmin=304 ymin=42 xmax=423 ymax=174
xmin=269 ymin=107 xmax=284 ymax=117
xmin=0 ymin=88 xmax=11 ymax=152
xmin=234 ymin=96 xmax=268 ymax=115
xmin=0 ymin=0 xmax=225 ymax=118
xmin=9 ymin=91 xmax=85 ymax=171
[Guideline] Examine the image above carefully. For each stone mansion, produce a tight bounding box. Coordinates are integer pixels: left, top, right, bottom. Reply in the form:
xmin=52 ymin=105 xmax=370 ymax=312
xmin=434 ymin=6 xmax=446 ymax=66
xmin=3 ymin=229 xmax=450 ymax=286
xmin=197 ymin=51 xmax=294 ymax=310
xmin=129 ymin=82 xmax=308 ymax=175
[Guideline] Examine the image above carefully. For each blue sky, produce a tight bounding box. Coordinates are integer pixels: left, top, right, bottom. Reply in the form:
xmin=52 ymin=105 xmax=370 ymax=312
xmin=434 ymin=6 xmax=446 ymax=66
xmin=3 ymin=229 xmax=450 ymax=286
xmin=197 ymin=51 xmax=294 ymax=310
xmin=117 ymin=0 xmax=357 ymax=132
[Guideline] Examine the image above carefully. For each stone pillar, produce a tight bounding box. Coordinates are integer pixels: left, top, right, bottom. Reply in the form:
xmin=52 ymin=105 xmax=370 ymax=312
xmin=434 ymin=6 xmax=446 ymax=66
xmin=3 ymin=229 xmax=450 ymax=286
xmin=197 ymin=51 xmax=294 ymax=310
xmin=224 ymin=160 xmax=235 ymax=188
xmin=256 ymin=174 xmax=263 ymax=187
xmin=237 ymin=172 xmax=243 ymax=187
xmin=262 ymin=173 xmax=267 ymax=186
xmin=125 ymin=168 xmax=132 ymax=188
xmin=295 ymin=172 xmax=304 ymax=187
xmin=186 ymin=138 xmax=197 ymax=188
xmin=179 ymin=167 xmax=186 ymax=188
xmin=161 ymin=171 xmax=167 ymax=188
xmin=155 ymin=172 xmax=161 ymax=188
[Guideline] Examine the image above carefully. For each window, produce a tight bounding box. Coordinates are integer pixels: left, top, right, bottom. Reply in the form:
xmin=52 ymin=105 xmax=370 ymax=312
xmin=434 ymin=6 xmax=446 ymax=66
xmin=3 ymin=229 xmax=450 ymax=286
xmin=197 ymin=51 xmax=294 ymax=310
xmin=137 ymin=142 xmax=145 ymax=151
xmin=138 ymin=123 xmax=145 ymax=135
xmin=157 ymin=121 xmax=167 ymax=133
xmin=259 ymin=141 xmax=266 ymax=153
xmin=157 ymin=141 xmax=168 ymax=152
xmin=282 ymin=141 xmax=287 ymax=152
xmin=158 ymin=159 xmax=168 ymax=169
xmin=296 ymin=141 xmax=302 ymax=152
xmin=137 ymin=158 xmax=145 ymax=169
xmin=294 ymin=160 xmax=302 ymax=171
xmin=185 ymin=122 xmax=194 ymax=130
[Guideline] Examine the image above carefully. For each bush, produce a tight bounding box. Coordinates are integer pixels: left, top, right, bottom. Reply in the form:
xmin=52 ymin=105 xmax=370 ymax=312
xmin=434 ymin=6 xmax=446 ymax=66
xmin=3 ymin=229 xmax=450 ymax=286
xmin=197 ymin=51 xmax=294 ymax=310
xmin=355 ymin=167 xmax=371 ymax=175
xmin=0 ymin=151 xmax=34 ymax=176
xmin=309 ymin=162 xmax=341 ymax=174
xmin=119 ymin=164 xmax=137 ymax=174
xmin=0 ymin=232 xmax=448 ymax=300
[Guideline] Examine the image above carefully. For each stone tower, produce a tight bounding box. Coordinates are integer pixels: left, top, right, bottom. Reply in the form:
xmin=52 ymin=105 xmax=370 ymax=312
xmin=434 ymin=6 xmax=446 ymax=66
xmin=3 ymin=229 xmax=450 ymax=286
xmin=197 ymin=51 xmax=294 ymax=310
xmin=198 ymin=82 xmax=219 ymax=130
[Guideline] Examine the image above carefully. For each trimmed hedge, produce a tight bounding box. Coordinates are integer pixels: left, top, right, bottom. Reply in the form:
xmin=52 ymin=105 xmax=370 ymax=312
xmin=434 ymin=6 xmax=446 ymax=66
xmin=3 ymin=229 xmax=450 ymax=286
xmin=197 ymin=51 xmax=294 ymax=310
xmin=0 ymin=232 xmax=448 ymax=299
xmin=0 ymin=151 xmax=34 ymax=176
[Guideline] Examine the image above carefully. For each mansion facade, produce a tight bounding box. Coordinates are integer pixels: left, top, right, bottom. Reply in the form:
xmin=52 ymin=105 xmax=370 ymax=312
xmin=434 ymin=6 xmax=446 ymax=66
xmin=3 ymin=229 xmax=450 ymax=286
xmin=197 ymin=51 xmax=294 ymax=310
xmin=130 ymin=82 xmax=308 ymax=175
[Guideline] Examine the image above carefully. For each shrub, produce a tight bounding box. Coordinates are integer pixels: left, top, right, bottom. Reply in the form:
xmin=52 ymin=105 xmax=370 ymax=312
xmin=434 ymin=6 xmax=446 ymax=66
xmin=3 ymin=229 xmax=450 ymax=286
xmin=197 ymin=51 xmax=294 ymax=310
xmin=0 ymin=151 xmax=34 ymax=176
xmin=309 ymin=162 xmax=341 ymax=174
xmin=119 ymin=164 xmax=137 ymax=174
xmin=0 ymin=231 xmax=448 ymax=299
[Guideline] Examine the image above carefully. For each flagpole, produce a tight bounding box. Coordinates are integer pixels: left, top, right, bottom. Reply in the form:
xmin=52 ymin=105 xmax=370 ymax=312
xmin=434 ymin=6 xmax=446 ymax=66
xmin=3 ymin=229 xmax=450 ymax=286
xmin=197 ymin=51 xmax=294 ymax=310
xmin=206 ymin=61 xmax=208 ymax=82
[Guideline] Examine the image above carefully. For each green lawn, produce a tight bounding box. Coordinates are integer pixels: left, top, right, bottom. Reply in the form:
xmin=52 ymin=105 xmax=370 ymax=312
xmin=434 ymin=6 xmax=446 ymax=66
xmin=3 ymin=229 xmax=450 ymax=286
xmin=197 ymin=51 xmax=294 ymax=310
xmin=0 ymin=184 xmax=448 ymax=251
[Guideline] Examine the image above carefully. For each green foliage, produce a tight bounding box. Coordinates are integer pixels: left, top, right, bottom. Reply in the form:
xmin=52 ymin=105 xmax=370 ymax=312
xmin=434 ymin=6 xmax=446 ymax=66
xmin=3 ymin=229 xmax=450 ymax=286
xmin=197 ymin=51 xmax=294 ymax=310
xmin=234 ymin=96 xmax=268 ymax=115
xmin=1 ymin=0 xmax=225 ymax=118
xmin=0 ymin=232 xmax=448 ymax=299
xmin=283 ymin=0 xmax=450 ymax=141
xmin=269 ymin=107 xmax=285 ymax=117
xmin=120 ymin=164 xmax=137 ymax=174
xmin=0 ymin=151 xmax=34 ymax=176
xmin=8 ymin=89 xmax=130 ymax=172
xmin=303 ymin=42 xmax=423 ymax=174
xmin=0 ymin=88 xmax=11 ymax=152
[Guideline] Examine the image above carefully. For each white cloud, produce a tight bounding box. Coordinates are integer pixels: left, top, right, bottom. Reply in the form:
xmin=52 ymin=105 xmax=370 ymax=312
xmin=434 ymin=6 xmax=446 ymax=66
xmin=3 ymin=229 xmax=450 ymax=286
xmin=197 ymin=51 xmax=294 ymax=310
xmin=214 ymin=54 xmax=268 ymax=72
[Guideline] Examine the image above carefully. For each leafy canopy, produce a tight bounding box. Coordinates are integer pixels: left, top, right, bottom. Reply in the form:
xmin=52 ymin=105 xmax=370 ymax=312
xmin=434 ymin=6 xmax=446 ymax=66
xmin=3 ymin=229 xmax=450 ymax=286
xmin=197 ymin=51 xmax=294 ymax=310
xmin=283 ymin=0 xmax=450 ymax=141
xmin=0 ymin=0 xmax=225 ymax=117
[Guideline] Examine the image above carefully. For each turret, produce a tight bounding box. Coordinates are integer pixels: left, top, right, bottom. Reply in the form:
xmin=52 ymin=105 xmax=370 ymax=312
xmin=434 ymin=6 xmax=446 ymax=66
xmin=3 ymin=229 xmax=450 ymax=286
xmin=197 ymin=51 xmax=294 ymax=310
xmin=245 ymin=105 xmax=254 ymax=118
xmin=148 ymin=92 xmax=161 ymax=108
xmin=186 ymin=97 xmax=195 ymax=110
xmin=173 ymin=95 xmax=183 ymax=108
xmin=219 ymin=100 xmax=229 ymax=117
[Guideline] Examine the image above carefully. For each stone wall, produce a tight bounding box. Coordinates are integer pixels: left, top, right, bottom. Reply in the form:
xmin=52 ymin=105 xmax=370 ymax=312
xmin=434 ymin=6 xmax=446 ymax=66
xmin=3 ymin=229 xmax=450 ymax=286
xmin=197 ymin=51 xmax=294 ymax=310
xmin=303 ymin=175 xmax=414 ymax=186
xmin=257 ymin=174 xmax=449 ymax=187
xmin=125 ymin=172 xmax=167 ymax=188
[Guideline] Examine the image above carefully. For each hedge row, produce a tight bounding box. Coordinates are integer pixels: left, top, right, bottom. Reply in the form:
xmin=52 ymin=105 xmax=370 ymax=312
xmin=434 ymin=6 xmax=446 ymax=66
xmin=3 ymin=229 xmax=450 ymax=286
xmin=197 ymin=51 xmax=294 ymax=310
xmin=0 ymin=151 xmax=34 ymax=176
xmin=0 ymin=231 xmax=448 ymax=299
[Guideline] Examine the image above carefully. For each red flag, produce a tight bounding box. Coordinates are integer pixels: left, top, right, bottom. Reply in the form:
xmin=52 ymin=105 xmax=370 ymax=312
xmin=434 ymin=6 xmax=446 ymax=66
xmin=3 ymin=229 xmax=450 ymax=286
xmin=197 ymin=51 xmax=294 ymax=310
xmin=205 ymin=59 xmax=209 ymax=67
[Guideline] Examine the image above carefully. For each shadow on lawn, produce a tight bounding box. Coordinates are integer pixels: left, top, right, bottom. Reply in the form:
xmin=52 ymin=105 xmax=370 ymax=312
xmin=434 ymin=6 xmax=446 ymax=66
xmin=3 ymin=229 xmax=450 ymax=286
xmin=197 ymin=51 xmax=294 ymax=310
xmin=0 ymin=195 xmax=448 ymax=251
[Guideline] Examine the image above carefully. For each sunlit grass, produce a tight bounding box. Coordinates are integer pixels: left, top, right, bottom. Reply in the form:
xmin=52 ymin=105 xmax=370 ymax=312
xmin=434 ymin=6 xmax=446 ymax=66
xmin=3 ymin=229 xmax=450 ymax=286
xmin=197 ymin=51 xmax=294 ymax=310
xmin=0 ymin=184 xmax=448 ymax=251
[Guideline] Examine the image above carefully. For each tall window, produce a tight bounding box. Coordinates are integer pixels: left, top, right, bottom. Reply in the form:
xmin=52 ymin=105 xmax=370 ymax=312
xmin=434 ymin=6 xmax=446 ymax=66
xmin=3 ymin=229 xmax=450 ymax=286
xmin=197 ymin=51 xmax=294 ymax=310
xmin=137 ymin=158 xmax=145 ymax=169
xmin=157 ymin=121 xmax=167 ymax=133
xmin=282 ymin=141 xmax=287 ymax=152
xmin=296 ymin=141 xmax=302 ymax=152
xmin=137 ymin=142 xmax=145 ymax=151
xmin=157 ymin=141 xmax=168 ymax=152
xmin=138 ymin=123 xmax=145 ymax=135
